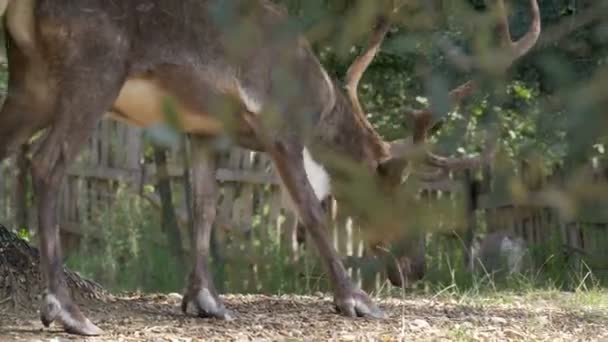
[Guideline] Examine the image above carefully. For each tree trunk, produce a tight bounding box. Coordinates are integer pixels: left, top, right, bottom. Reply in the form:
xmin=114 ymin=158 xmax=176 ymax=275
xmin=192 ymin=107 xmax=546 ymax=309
xmin=14 ymin=145 xmax=29 ymax=232
xmin=462 ymin=170 xmax=478 ymax=270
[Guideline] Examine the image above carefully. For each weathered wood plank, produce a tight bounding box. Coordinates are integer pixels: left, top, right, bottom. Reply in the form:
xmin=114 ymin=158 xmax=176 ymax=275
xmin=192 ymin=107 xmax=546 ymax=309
xmin=66 ymin=165 xmax=281 ymax=186
xmin=0 ymin=162 xmax=5 ymax=221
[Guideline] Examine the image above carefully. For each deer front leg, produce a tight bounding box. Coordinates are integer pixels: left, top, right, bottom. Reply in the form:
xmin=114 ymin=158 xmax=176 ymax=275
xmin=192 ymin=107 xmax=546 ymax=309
xmin=269 ymin=140 xmax=385 ymax=318
xmin=181 ymin=137 xmax=232 ymax=320
xmin=30 ymin=80 xmax=125 ymax=337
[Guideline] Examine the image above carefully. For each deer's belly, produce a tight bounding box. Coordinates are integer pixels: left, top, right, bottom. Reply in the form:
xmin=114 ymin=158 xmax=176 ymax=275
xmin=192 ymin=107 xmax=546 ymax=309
xmin=111 ymin=78 xmax=224 ymax=135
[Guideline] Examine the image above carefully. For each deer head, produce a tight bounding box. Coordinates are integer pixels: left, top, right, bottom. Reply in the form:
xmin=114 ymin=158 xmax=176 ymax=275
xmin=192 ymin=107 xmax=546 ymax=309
xmin=308 ymin=0 xmax=541 ymax=281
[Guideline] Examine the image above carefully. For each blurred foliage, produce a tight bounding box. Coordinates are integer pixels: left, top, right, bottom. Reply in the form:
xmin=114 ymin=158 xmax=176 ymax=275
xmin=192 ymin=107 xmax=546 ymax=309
xmin=278 ymin=0 xmax=608 ymax=175
xmin=65 ymin=187 xmax=186 ymax=293
xmin=2 ymin=0 xmax=607 ymax=294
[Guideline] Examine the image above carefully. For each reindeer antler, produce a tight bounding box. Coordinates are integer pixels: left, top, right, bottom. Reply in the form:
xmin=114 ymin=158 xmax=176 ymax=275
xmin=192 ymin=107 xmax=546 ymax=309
xmin=439 ymin=0 xmax=541 ymax=73
xmin=341 ymin=0 xmax=540 ymax=182
xmin=341 ymin=2 xmax=405 ymax=161
xmin=390 ymin=0 xmax=541 ymax=176
xmin=344 ymin=15 xmax=392 ymax=117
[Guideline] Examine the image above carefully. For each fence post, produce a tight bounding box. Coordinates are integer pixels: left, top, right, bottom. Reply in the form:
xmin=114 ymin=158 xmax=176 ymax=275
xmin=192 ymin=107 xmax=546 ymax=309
xmin=462 ymin=170 xmax=478 ymax=269
xmin=14 ymin=145 xmax=29 ymax=233
xmin=0 ymin=161 xmax=5 ymax=222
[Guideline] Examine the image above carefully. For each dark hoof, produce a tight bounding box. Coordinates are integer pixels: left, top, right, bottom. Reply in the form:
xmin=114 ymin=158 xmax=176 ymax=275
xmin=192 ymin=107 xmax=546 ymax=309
xmin=182 ymin=288 xmax=234 ymax=321
xmin=40 ymin=292 xmax=103 ymax=336
xmin=334 ymin=288 xmax=386 ymax=319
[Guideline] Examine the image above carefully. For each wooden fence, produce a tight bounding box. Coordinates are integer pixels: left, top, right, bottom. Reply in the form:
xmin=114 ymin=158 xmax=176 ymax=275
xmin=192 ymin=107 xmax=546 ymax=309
xmin=1 ymin=118 xmax=607 ymax=290
xmin=0 ymin=118 xmax=388 ymax=291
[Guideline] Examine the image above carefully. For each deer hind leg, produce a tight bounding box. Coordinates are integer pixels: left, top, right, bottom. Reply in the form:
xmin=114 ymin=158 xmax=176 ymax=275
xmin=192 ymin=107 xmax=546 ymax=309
xmin=0 ymin=85 xmax=55 ymax=161
xmin=0 ymin=36 xmax=54 ymax=160
xmin=0 ymin=79 xmax=45 ymax=160
xmin=181 ymin=136 xmax=233 ymax=320
xmin=0 ymin=95 xmax=46 ymax=161
xmin=265 ymin=137 xmax=385 ymax=319
xmin=28 ymin=19 xmax=129 ymax=337
xmin=32 ymin=76 xmax=126 ymax=336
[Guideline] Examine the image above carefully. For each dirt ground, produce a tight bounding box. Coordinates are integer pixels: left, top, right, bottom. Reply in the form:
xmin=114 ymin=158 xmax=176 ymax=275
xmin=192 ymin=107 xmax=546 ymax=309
xmin=1 ymin=291 xmax=607 ymax=342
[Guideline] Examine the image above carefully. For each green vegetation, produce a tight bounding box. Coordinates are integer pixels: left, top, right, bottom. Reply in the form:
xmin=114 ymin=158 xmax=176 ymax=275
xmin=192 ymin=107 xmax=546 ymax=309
xmin=4 ymin=0 xmax=608 ymax=298
xmin=64 ymin=186 xmax=607 ymax=295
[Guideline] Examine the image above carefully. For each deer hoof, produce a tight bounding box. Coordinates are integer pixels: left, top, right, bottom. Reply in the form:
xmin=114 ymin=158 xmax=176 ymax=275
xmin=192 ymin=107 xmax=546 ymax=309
xmin=40 ymin=292 xmax=103 ymax=336
xmin=181 ymin=288 xmax=234 ymax=321
xmin=334 ymin=288 xmax=386 ymax=319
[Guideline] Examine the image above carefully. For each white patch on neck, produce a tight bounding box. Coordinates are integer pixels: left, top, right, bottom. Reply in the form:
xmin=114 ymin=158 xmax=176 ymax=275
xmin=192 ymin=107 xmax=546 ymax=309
xmin=302 ymin=147 xmax=331 ymax=200
xmin=237 ymin=81 xmax=263 ymax=114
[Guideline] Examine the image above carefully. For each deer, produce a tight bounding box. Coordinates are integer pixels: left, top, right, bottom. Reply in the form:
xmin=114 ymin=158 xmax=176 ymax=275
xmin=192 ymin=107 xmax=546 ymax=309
xmin=0 ymin=0 xmax=540 ymax=336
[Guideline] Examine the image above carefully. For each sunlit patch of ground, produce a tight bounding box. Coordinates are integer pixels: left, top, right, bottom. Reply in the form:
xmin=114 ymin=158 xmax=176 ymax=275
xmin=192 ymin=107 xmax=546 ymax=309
xmin=1 ymin=291 xmax=607 ymax=341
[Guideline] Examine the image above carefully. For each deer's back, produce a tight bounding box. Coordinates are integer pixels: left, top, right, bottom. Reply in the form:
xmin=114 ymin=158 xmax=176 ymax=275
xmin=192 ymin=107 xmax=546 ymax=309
xmin=10 ymin=0 xmax=335 ymax=140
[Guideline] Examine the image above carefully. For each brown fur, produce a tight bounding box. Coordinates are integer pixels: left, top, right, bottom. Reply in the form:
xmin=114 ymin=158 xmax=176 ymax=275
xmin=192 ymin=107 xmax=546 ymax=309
xmin=0 ymin=1 xmax=391 ymax=335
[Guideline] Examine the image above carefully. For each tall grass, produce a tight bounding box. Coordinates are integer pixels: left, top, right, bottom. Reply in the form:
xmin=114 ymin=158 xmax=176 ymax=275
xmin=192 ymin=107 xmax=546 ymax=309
xmin=65 ymin=187 xmax=607 ymax=297
xmin=65 ymin=187 xmax=186 ymax=293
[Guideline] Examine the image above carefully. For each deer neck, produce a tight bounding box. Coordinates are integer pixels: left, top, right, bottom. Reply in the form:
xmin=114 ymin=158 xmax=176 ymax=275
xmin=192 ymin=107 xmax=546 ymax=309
xmin=303 ymin=85 xmax=389 ymax=201
xmin=313 ymin=85 xmax=388 ymax=164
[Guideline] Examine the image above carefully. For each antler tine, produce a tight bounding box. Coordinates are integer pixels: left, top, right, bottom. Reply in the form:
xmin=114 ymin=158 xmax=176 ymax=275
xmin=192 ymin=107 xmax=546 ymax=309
xmin=425 ymin=129 xmax=499 ymax=171
xmin=495 ymin=0 xmax=542 ymax=65
xmin=494 ymin=0 xmax=513 ymax=45
xmin=407 ymin=80 xmax=478 ymax=143
xmin=442 ymin=0 xmax=541 ymax=73
xmin=341 ymin=1 xmax=413 ymax=162
xmin=425 ymin=152 xmax=485 ymax=172
xmin=413 ymin=167 xmax=450 ymax=183
xmin=344 ymin=15 xmax=392 ymax=117
xmin=344 ymin=0 xmax=408 ymax=88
